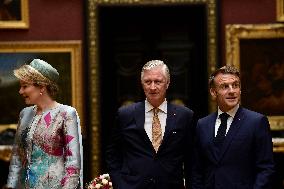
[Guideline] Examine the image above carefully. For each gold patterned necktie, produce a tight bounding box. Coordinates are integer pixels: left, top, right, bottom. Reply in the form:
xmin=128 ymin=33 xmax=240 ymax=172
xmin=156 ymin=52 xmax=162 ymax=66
xmin=152 ymin=108 xmax=162 ymax=152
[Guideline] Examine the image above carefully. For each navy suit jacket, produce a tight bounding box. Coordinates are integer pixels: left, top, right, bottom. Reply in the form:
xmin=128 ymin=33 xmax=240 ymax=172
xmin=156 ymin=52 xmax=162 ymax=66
xmin=191 ymin=107 xmax=274 ymax=189
xmin=106 ymin=101 xmax=194 ymax=189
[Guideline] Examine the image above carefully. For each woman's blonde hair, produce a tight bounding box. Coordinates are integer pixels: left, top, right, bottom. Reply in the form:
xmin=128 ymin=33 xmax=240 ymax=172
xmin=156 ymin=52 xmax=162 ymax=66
xmin=14 ymin=59 xmax=59 ymax=99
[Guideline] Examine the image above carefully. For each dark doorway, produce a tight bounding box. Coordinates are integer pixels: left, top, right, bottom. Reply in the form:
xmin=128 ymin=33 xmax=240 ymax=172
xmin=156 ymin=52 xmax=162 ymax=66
xmin=98 ymin=5 xmax=208 ymax=171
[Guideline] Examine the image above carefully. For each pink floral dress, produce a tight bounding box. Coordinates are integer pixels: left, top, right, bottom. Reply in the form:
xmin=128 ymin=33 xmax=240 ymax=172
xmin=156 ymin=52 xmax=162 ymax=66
xmin=6 ymin=104 xmax=83 ymax=189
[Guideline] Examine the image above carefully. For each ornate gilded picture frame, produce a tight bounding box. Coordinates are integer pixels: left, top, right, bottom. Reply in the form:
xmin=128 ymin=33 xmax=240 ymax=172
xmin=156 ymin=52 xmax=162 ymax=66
xmin=277 ymin=0 xmax=284 ymax=22
xmin=86 ymin=0 xmax=217 ymax=177
xmin=226 ymin=24 xmax=284 ymax=152
xmin=0 ymin=0 xmax=29 ymax=29
xmin=0 ymin=41 xmax=84 ymax=133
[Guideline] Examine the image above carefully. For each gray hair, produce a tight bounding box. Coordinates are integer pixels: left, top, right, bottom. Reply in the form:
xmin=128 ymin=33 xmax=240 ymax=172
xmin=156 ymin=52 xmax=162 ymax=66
xmin=141 ymin=60 xmax=170 ymax=82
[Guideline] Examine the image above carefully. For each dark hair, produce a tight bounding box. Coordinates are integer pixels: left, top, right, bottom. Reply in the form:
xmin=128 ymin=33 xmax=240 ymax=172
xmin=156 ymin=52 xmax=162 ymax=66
xmin=209 ymin=65 xmax=240 ymax=88
xmin=34 ymin=82 xmax=59 ymax=100
xmin=46 ymin=83 xmax=59 ymax=99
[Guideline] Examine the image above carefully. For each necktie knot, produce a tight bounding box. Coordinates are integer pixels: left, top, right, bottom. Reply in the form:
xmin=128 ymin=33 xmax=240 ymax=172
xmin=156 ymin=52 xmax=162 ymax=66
xmin=153 ymin=108 xmax=159 ymax=116
xmin=219 ymin=112 xmax=229 ymax=122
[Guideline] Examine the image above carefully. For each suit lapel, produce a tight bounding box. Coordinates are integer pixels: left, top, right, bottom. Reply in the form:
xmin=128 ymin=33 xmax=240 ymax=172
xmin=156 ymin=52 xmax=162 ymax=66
xmin=217 ymin=107 xmax=245 ymax=162
xmin=157 ymin=103 xmax=177 ymax=152
xmin=134 ymin=102 xmax=154 ymax=150
xmin=206 ymin=113 xmax=220 ymax=162
xmin=164 ymin=104 xmax=177 ymax=140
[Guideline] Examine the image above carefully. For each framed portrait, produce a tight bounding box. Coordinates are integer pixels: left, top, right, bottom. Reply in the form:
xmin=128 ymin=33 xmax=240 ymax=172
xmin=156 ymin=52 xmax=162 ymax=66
xmin=0 ymin=0 xmax=29 ymax=29
xmin=277 ymin=0 xmax=284 ymax=22
xmin=0 ymin=41 xmax=84 ymax=134
xmin=226 ymin=24 xmax=284 ymax=152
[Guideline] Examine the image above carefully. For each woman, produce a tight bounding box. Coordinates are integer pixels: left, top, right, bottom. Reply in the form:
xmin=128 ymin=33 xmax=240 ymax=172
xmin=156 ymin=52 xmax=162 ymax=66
xmin=5 ymin=59 xmax=83 ymax=189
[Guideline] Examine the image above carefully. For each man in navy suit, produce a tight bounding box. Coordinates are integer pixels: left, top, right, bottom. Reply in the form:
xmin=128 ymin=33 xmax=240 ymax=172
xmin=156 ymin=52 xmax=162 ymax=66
xmin=191 ymin=65 xmax=275 ymax=189
xmin=106 ymin=60 xmax=194 ymax=189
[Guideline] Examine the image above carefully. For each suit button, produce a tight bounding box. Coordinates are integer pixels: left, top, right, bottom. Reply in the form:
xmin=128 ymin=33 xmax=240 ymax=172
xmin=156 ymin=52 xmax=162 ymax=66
xmin=149 ymin=178 xmax=156 ymax=183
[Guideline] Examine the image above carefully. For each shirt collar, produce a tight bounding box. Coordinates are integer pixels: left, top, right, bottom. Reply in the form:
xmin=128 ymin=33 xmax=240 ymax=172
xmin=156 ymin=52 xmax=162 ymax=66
xmin=145 ymin=99 xmax=167 ymax=114
xmin=217 ymin=104 xmax=239 ymax=118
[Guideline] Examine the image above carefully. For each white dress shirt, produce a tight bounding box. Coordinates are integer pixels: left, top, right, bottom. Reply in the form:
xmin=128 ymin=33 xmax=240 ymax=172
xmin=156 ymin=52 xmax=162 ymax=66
xmin=144 ymin=99 xmax=167 ymax=142
xmin=214 ymin=104 xmax=239 ymax=137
